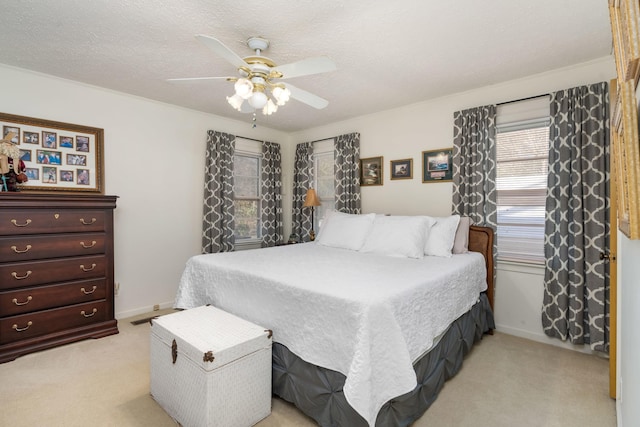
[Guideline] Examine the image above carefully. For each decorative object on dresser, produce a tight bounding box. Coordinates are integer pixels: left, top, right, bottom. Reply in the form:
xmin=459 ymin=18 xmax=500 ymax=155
xmin=0 ymin=112 xmax=104 ymax=193
xmin=0 ymin=193 xmax=118 ymax=363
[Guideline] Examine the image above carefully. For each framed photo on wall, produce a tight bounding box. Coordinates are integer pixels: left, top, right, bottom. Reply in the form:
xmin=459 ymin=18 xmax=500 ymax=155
xmin=360 ymin=156 xmax=383 ymax=186
xmin=422 ymin=148 xmax=453 ymax=183
xmin=0 ymin=112 xmax=104 ymax=193
xmin=390 ymin=158 xmax=413 ymax=180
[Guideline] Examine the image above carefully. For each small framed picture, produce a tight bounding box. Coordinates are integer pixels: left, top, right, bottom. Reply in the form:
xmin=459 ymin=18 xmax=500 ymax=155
xmin=360 ymin=156 xmax=383 ymax=186
xmin=25 ymin=168 xmax=39 ymax=181
xmin=60 ymin=136 xmax=74 ymax=148
xmin=76 ymin=136 xmax=90 ymax=152
xmin=422 ymin=148 xmax=453 ymax=183
xmin=42 ymin=166 xmax=58 ymax=184
xmin=390 ymin=158 xmax=413 ymax=180
xmin=19 ymin=149 xmax=32 ymax=162
xmin=23 ymin=131 xmax=39 ymax=144
xmin=77 ymin=169 xmax=90 ymax=185
xmin=60 ymin=170 xmax=75 ymax=182
xmin=36 ymin=149 xmax=62 ymax=165
xmin=42 ymin=131 xmax=57 ymax=148
xmin=3 ymin=126 xmax=20 ymax=144
xmin=67 ymin=153 xmax=87 ymax=166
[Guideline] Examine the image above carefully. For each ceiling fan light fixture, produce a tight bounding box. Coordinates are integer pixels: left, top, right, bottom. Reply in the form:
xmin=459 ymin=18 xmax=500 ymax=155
xmin=272 ymin=85 xmax=291 ymax=106
xmin=226 ymin=94 xmax=244 ymax=111
xmin=263 ymin=99 xmax=278 ymax=115
xmin=248 ymin=91 xmax=268 ymax=109
xmin=234 ymin=78 xmax=254 ymax=99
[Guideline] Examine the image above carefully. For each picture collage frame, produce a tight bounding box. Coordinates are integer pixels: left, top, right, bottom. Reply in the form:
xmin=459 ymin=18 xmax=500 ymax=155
xmin=1 ymin=112 xmax=104 ymax=193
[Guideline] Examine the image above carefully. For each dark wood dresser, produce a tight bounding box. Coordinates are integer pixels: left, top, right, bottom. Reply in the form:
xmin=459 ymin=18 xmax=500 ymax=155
xmin=0 ymin=193 xmax=118 ymax=363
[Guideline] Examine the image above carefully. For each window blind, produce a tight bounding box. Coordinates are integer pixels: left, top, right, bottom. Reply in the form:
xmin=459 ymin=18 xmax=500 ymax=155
xmin=496 ymin=120 xmax=549 ymax=264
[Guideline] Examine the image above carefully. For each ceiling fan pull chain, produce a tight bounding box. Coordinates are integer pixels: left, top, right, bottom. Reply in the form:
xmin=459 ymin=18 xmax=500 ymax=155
xmin=252 ymin=112 xmax=257 ymax=128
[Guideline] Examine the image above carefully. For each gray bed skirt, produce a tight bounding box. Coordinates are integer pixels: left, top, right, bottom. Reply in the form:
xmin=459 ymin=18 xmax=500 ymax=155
xmin=272 ymin=293 xmax=495 ymax=427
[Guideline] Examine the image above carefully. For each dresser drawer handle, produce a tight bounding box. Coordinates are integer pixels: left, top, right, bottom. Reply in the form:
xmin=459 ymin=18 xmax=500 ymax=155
xmin=12 ymin=271 xmax=32 ymax=280
xmin=80 ymin=218 xmax=97 ymax=225
xmin=81 ymin=308 xmax=98 ymax=318
xmin=12 ymin=296 xmax=33 ymax=306
xmin=12 ymin=321 xmax=33 ymax=332
xmin=11 ymin=245 xmax=32 ymax=254
xmin=80 ymin=241 xmax=97 ymax=249
xmin=80 ymin=263 xmax=97 ymax=272
xmin=81 ymin=286 xmax=97 ymax=295
xmin=10 ymin=219 xmax=32 ymax=227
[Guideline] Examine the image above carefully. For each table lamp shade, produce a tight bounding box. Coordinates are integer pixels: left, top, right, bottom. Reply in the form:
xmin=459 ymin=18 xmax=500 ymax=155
xmin=303 ymin=188 xmax=321 ymax=207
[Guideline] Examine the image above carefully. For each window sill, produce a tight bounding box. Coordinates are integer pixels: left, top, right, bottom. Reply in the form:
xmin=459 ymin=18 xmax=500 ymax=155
xmin=497 ymin=259 xmax=545 ymax=275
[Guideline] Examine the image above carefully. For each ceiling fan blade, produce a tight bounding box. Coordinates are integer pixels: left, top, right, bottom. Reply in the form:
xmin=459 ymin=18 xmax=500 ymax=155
xmin=166 ymin=76 xmax=231 ymax=83
xmin=195 ymin=34 xmax=247 ymax=69
xmin=275 ymin=57 xmax=336 ymax=79
xmin=286 ymin=83 xmax=329 ymax=109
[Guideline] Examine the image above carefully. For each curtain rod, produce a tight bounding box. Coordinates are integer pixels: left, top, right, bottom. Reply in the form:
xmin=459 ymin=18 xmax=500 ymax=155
xmin=496 ymin=93 xmax=550 ymax=106
xmin=236 ymin=135 xmax=265 ymax=143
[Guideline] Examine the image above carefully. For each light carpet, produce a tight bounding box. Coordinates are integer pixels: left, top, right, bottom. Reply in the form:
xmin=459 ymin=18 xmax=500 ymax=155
xmin=0 ymin=309 xmax=616 ymax=427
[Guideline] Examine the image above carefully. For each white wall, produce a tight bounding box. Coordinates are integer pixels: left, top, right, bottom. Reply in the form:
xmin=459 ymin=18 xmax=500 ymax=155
xmin=618 ymin=235 xmax=640 ymax=427
xmin=0 ymin=64 xmax=290 ymax=318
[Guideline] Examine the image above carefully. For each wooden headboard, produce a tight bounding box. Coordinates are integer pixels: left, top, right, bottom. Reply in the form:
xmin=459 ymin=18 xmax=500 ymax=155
xmin=468 ymin=225 xmax=495 ymax=310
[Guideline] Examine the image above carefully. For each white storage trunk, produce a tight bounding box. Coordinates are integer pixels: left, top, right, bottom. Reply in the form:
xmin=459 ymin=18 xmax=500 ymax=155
xmin=150 ymin=305 xmax=272 ymax=427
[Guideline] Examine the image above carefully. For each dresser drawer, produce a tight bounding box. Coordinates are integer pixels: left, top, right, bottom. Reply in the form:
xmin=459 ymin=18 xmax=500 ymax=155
xmin=0 ymin=255 xmax=107 ymax=290
xmin=0 ymin=278 xmax=106 ymax=316
xmin=0 ymin=233 xmax=106 ymax=262
xmin=0 ymin=210 xmax=107 ymax=236
xmin=0 ymin=300 xmax=108 ymax=345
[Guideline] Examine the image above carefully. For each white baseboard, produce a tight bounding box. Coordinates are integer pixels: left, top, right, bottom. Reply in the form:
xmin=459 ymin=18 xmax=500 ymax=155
xmin=115 ymin=301 xmax=175 ymax=320
xmin=495 ymin=323 xmax=602 ymax=356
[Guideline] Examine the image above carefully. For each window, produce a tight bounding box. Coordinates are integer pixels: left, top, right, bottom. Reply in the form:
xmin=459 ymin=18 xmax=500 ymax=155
xmin=496 ymin=123 xmax=549 ymax=264
xmin=312 ymin=141 xmax=335 ymax=230
xmin=233 ymin=151 xmax=261 ymax=241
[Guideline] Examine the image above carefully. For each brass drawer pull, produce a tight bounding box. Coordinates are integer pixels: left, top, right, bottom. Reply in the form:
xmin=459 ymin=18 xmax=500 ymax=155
xmin=13 ymin=321 xmax=33 ymax=332
xmin=81 ymin=308 xmax=98 ymax=318
xmin=12 ymin=296 xmax=33 ymax=306
xmin=11 ymin=245 xmax=32 ymax=254
xmin=80 ymin=263 xmax=97 ymax=272
xmin=12 ymin=271 xmax=32 ymax=280
xmin=11 ymin=219 xmax=32 ymax=227
xmin=81 ymin=286 xmax=97 ymax=295
xmin=80 ymin=241 xmax=97 ymax=249
xmin=80 ymin=218 xmax=97 ymax=225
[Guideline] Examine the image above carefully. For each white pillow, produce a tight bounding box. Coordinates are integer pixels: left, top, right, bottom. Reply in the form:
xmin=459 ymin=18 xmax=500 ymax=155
xmin=452 ymin=216 xmax=471 ymax=254
xmin=316 ymin=211 xmax=375 ymax=251
xmin=424 ymin=215 xmax=461 ymax=257
xmin=360 ymin=215 xmax=435 ymax=258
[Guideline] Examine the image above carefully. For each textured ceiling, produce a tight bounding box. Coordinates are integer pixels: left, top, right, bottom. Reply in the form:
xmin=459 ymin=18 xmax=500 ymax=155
xmin=0 ymin=0 xmax=612 ymax=132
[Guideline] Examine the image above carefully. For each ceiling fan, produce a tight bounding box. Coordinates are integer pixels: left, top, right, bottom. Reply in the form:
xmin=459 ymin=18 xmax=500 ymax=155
xmin=168 ymin=35 xmax=337 ymax=116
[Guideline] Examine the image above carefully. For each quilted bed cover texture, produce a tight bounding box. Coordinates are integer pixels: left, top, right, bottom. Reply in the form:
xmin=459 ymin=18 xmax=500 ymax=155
xmin=175 ymin=242 xmax=487 ymax=426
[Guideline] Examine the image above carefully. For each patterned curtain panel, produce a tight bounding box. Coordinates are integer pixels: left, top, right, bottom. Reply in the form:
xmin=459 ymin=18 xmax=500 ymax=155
xmin=291 ymin=142 xmax=314 ymax=241
xmin=451 ymin=105 xmax=498 ymax=274
xmin=202 ymin=130 xmax=235 ymax=254
xmin=451 ymin=105 xmax=498 ymax=225
xmin=334 ymin=132 xmax=362 ymax=214
xmin=542 ymin=82 xmax=610 ymax=352
xmin=261 ymin=141 xmax=283 ymax=247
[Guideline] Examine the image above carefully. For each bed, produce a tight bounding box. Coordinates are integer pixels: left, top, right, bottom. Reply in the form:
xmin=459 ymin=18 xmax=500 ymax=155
xmin=175 ymin=214 xmax=495 ymax=427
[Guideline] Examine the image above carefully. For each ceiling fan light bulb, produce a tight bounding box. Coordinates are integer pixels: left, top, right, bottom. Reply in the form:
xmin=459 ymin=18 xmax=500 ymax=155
xmin=273 ymin=86 xmax=291 ymax=106
xmin=263 ymin=99 xmax=278 ymax=115
xmin=248 ymin=91 xmax=268 ymax=109
xmin=234 ymin=78 xmax=254 ymax=99
xmin=227 ymin=94 xmax=244 ymax=111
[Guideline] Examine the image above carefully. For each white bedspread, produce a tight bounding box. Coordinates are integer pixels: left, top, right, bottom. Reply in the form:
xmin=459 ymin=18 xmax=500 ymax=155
xmin=175 ymin=243 xmax=487 ymax=426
